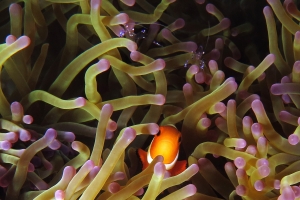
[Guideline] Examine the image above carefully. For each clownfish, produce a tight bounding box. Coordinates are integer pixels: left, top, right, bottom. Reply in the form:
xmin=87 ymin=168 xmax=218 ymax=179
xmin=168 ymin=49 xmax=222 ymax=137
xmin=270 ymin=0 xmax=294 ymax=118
xmin=137 ymin=125 xmax=187 ymax=176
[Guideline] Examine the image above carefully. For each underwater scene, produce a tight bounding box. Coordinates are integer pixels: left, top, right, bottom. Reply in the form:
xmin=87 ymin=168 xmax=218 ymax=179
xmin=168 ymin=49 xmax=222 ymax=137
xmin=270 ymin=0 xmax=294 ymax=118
xmin=0 ymin=0 xmax=299 ymax=199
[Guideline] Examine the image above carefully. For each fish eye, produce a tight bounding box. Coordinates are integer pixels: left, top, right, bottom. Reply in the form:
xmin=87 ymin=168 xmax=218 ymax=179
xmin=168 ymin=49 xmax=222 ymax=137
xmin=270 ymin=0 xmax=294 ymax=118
xmin=178 ymin=136 xmax=181 ymax=143
xmin=156 ymin=130 xmax=161 ymax=136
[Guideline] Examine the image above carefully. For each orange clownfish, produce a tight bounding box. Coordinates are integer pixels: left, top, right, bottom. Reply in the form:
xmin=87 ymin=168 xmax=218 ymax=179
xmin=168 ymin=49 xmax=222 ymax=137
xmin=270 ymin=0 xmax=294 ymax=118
xmin=137 ymin=125 xmax=187 ymax=176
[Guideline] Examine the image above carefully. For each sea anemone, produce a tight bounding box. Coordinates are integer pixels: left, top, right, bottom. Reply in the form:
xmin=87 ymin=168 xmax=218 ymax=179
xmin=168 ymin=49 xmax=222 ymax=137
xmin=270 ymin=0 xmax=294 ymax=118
xmin=1 ymin=0 xmax=299 ymax=199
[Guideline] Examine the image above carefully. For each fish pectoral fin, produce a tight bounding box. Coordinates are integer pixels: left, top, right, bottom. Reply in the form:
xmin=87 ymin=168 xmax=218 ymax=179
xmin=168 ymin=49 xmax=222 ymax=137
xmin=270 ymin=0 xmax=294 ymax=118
xmin=137 ymin=149 xmax=149 ymax=170
xmin=169 ymin=160 xmax=187 ymax=176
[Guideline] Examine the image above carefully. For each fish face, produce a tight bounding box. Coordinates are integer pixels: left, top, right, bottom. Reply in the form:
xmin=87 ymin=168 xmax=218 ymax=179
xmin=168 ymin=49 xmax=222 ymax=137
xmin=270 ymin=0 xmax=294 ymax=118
xmin=148 ymin=126 xmax=181 ymax=169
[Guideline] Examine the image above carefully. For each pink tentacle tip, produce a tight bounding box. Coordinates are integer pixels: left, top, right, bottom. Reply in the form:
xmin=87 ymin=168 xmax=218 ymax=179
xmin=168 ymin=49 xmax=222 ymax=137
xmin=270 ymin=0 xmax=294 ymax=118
xmin=288 ymin=134 xmax=299 ymax=145
xmin=282 ymin=94 xmax=291 ymax=104
xmin=208 ymin=60 xmax=218 ymax=71
xmin=0 ymin=165 xmax=7 ymax=177
xmin=108 ymin=182 xmax=121 ymax=193
xmin=280 ymin=186 xmax=296 ymax=200
xmin=0 ymin=178 xmax=9 ymax=187
xmin=45 ymin=128 xmax=58 ymax=141
xmin=6 ymin=132 xmax=18 ymax=143
xmin=71 ymin=141 xmax=81 ymax=150
xmin=106 ymin=120 xmax=118 ymax=132
xmin=242 ymin=115 xmax=253 ymax=126
xmin=130 ymin=51 xmax=141 ymax=61
xmin=251 ymin=123 xmax=262 ymax=138
xmin=154 ymin=162 xmax=166 ymax=177
xmin=91 ymin=0 xmax=102 ymax=9
xmin=121 ymin=0 xmax=135 ymax=6
xmin=281 ymin=75 xmax=291 ymax=83
xmin=220 ymin=18 xmax=231 ymax=29
xmin=292 ymin=186 xmax=300 ymax=197
xmin=214 ymin=102 xmax=226 ymax=113
xmin=97 ymin=59 xmax=110 ymax=71
xmin=10 ymin=101 xmax=22 ymax=113
xmin=55 ymin=190 xmax=65 ymax=200
xmin=112 ymin=171 xmax=126 ymax=181
xmin=224 ymin=162 xmax=234 ymax=171
xmin=287 ymin=1 xmax=298 ymax=15
xmin=63 ymin=166 xmax=76 ymax=177
xmin=246 ymin=145 xmax=257 ymax=156
xmin=254 ymin=180 xmax=265 ymax=191
xmin=183 ymin=83 xmax=193 ymax=92
xmin=135 ymin=188 xmax=144 ymax=196
xmin=263 ymin=6 xmax=273 ymax=16
xmin=17 ymin=36 xmax=31 ymax=48
xmin=209 ymin=49 xmax=221 ymax=60
xmin=236 ymin=139 xmax=247 ymax=148
xmin=115 ymin=13 xmax=129 ymax=24
xmin=155 ymin=58 xmax=166 ymax=70
xmin=122 ymin=127 xmax=136 ymax=143
xmin=234 ymin=157 xmax=246 ymax=169
xmin=215 ymin=38 xmax=224 ymax=49
xmin=147 ymin=123 xmax=159 ymax=135
xmin=185 ymin=184 xmax=197 ymax=195
xmin=166 ymin=0 xmax=176 ymax=3
xmin=90 ymin=166 xmax=101 ymax=177
xmin=278 ymin=110 xmax=290 ymax=121
xmin=266 ymin=53 xmax=275 ymax=63
xmin=186 ymin=41 xmax=198 ymax=52
xmin=63 ymin=132 xmax=75 ymax=142
xmin=228 ymin=79 xmax=238 ymax=89
xmin=164 ymin=171 xmax=171 ymax=179
xmin=84 ymin=160 xmax=96 ymax=170
xmin=200 ymin=118 xmax=211 ymax=128
xmin=236 ymin=185 xmax=247 ymax=196
xmin=28 ymin=163 xmax=35 ymax=172
xmin=44 ymin=161 xmax=53 ymax=170
xmin=188 ymin=65 xmax=200 ymax=74
xmin=9 ymin=3 xmax=22 ymax=15
xmin=154 ymin=94 xmax=165 ymax=105
xmin=75 ymin=97 xmax=86 ymax=107
xmin=270 ymin=84 xmax=282 ymax=95
xmin=174 ymin=18 xmax=185 ymax=28
xmin=206 ymin=4 xmax=216 ymax=13
xmin=155 ymin=155 xmax=164 ymax=163
xmin=5 ymin=35 xmax=16 ymax=45
xmin=256 ymin=158 xmax=269 ymax=167
xmin=189 ymin=164 xmax=199 ymax=174
xmin=295 ymin=32 xmax=300 ymax=43
xmin=195 ymin=72 xmax=205 ymax=84
xmin=257 ymin=136 xmax=267 ymax=147
xmin=197 ymin=158 xmax=209 ymax=167
xmin=49 ymin=139 xmax=61 ymax=150
xmin=236 ymin=168 xmax=246 ymax=178
xmin=126 ymin=41 xmax=138 ymax=52
xmin=258 ymin=72 xmax=266 ymax=81
xmin=293 ymin=61 xmax=300 ymax=74
xmin=161 ymin=28 xmax=171 ymax=38
xmin=251 ymin=99 xmax=263 ymax=112
xmin=274 ymin=179 xmax=281 ymax=189
xmin=238 ymin=90 xmax=250 ymax=100
xmin=231 ymin=28 xmax=239 ymax=37
xmin=105 ymin=130 xmax=114 ymax=140
xmin=0 ymin=141 xmax=11 ymax=151
xmin=19 ymin=129 xmax=31 ymax=142
xmin=258 ymin=165 xmax=270 ymax=178
xmin=205 ymin=75 xmax=213 ymax=85
xmin=23 ymin=115 xmax=33 ymax=124
xmin=195 ymin=0 xmax=205 ymax=4
xmin=102 ymin=103 xmax=114 ymax=114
